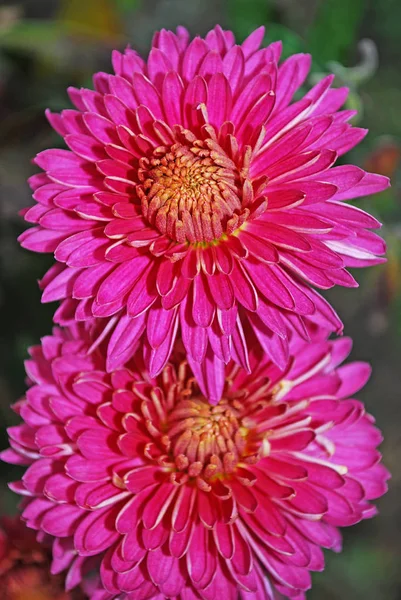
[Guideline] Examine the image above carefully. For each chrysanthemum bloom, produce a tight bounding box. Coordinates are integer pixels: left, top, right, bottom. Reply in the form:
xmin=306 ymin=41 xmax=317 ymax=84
xmin=19 ymin=26 xmax=389 ymax=400
xmin=3 ymin=326 xmax=389 ymax=600
xmin=0 ymin=514 xmax=83 ymax=600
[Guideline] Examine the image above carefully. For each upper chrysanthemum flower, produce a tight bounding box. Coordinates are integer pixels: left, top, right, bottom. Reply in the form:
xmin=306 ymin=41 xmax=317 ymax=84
xmin=20 ymin=25 xmax=389 ymax=401
xmin=3 ymin=325 xmax=389 ymax=600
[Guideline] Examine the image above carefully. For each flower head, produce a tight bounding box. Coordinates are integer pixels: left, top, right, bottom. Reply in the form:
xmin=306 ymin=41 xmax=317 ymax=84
xmin=0 ymin=515 xmax=82 ymax=600
xmin=19 ymin=25 xmax=389 ymax=401
xmin=3 ymin=325 xmax=389 ymax=600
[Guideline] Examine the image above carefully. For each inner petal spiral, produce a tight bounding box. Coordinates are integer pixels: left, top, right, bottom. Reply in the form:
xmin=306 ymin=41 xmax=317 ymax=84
xmin=137 ymin=139 xmax=243 ymax=244
xmin=161 ymin=387 xmax=268 ymax=490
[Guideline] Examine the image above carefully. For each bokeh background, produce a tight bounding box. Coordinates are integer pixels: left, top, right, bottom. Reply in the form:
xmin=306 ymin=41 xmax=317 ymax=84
xmin=0 ymin=0 xmax=400 ymax=598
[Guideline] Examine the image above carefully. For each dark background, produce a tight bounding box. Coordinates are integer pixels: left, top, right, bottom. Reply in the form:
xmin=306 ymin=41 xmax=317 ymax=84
xmin=0 ymin=1 xmax=400 ymax=598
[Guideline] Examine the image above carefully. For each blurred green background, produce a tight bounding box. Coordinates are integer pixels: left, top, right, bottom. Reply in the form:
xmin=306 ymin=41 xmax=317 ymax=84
xmin=0 ymin=1 xmax=400 ymax=598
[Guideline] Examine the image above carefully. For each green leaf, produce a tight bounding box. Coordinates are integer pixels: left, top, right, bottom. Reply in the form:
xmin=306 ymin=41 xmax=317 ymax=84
xmin=57 ymin=0 xmax=124 ymax=41
xmin=308 ymin=0 xmax=365 ymax=64
xmin=266 ymin=24 xmax=305 ymax=59
xmin=228 ymin=0 xmax=271 ymax=41
xmin=0 ymin=20 xmax=64 ymax=55
xmin=114 ymin=0 xmax=140 ymax=14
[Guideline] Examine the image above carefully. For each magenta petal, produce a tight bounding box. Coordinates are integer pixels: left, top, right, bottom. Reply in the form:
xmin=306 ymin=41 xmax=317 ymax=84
xmin=337 ymin=362 xmax=371 ymax=397
xmin=147 ymin=548 xmax=177 ymax=585
xmin=41 ymin=266 xmax=78 ymax=303
xmin=192 ymin=274 xmax=215 ymax=327
xmin=106 ymin=313 xmax=146 ymax=372
xmin=248 ymin=312 xmax=289 ymax=369
xmin=334 ymin=172 xmax=390 ymax=201
xmin=245 ymin=260 xmax=294 ymax=311
xmin=149 ymin=311 xmax=179 ymax=376
xmin=147 ymin=305 xmax=177 ymax=349
xmin=181 ymin=302 xmax=208 ymax=363
xmin=75 ymin=507 xmax=120 ymax=555
xmin=97 ymin=257 xmax=151 ymax=305
xmin=189 ymin=347 xmax=226 ymax=405
xmin=41 ymin=503 xmax=83 ymax=537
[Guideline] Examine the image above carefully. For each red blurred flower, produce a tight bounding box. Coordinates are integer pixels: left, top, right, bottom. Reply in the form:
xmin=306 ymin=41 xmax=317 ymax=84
xmin=365 ymin=138 xmax=400 ymax=179
xmin=0 ymin=515 xmax=83 ymax=600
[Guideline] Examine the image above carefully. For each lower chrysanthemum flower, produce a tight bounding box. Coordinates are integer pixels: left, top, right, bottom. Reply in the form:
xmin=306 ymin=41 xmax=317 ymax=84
xmin=0 ymin=514 xmax=84 ymax=599
xmin=2 ymin=326 xmax=389 ymax=599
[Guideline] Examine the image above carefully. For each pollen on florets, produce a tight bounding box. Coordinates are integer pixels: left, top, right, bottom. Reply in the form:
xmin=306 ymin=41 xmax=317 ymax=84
xmin=122 ymin=360 xmax=273 ymax=494
xmin=137 ymin=134 xmax=246 ymax=244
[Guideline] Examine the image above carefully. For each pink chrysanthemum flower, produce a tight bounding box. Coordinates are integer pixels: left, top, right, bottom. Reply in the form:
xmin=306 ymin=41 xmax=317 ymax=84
xmin=3 ymin=326 xmax=389 ymax=600
xmin=19 ymin=25 xmax=389 ymax=400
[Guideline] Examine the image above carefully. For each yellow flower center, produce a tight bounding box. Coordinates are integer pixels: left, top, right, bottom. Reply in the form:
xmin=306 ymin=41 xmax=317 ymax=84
xmin=137 ymin=139 xmax=242 ymax=244
xmin=161 ymin=394 xmax=268 ymax=490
